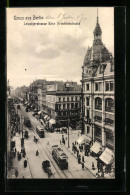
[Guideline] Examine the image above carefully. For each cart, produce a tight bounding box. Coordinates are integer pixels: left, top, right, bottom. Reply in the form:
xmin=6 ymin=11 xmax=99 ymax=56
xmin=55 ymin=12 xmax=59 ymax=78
xmin=42 ymin=160 xmax=53 ymax=177
xmin=24 ymin=130 xmax=29 ymax=139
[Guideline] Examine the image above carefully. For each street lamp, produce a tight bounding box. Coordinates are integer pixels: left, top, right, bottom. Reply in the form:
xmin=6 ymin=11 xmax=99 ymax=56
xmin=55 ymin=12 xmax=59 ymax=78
xmin=21 ymin=114 xmax=24 ymax=147
xmin=67 ymin=110 xmax=70 ymax=148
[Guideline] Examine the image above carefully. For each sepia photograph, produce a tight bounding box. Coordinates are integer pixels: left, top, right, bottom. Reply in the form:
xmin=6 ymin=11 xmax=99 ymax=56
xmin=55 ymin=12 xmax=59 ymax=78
xmin=6 ymin=7 xmax=115 ymax=179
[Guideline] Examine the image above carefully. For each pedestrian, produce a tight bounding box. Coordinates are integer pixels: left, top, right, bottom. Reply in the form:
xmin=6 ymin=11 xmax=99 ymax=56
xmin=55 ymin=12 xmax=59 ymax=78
xmin=13 ymin=151 xmax=16 ymax=159
xmin=15 ymin=147 xmax=17 ymax=154
xmin=15 ymin=169 xmax=18 ymax=178
xmin=24 ymin=159 xmax=27 ymax=168
xmin=19 ymin=153 xmax=21 ymax=160
xmin=77 ymin=150 xmax=79 ymax=158
xmin=101 ymin=170 xmax=104 ymax=178
xmin=92 ymin=162 xmax=95 ymax=170
xmin=97 ymin=161 xmax=99 ymax=173
xmin=60 ymin=140 xmax=61 ymax=145
xmin=78 ymin=155 xmax=81 ymax=164
xmin=82 ymin=162 xmax=84 ymax=170
xmin=17 ymin=151 xmax=19 ymax=159
xmin=82 ymin=155 xmax=84 ymax=163
xmin=95 ymin=173 xmax=99 ymax=178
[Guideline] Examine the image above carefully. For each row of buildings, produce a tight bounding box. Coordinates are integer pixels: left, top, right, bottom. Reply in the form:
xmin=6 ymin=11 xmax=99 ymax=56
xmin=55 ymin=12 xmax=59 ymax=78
xmin=14 ymin=80 xmax=82 ymax=129
xmin=14 ymin=13 xmax=114 ymax=153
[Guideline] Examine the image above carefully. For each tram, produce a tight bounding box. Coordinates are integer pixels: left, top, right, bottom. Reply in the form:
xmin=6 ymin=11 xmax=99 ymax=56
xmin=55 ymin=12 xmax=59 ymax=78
xmin=36 ymin=125 xmax=45 ymax=138
xmin=52 ymin=145 xmax=68 ymax=170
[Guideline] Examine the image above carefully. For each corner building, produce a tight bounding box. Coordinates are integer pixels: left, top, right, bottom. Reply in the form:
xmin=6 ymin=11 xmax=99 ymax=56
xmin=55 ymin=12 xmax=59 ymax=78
xmin=82 ymin=16 xmax=114 ymax=152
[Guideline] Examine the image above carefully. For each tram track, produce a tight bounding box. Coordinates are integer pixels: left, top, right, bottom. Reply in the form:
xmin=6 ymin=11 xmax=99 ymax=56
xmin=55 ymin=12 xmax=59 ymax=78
xmin=16 ymin=104 xmax=75 ymax=179
xmin=19 ymin=105 xmax=69 ymax=179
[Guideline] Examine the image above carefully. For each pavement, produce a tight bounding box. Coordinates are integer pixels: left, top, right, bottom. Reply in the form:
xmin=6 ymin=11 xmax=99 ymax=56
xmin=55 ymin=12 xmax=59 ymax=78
xmin=7 ymin=132 xmax=32 ymax=179
xmin=7 ymin=103 xmax=114 ymax=179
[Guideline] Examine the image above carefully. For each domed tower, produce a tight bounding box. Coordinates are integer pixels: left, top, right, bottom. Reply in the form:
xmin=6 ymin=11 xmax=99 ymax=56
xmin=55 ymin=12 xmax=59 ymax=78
xmin=93 ymin=11 xmax=102 ymax=42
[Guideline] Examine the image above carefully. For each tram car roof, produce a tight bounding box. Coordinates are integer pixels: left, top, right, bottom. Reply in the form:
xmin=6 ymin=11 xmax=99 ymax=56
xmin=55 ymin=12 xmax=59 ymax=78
xmin=52 ymin=145 xmax=67 ymax=158
xmin=36 ymin=125 xmax=44 ymax=130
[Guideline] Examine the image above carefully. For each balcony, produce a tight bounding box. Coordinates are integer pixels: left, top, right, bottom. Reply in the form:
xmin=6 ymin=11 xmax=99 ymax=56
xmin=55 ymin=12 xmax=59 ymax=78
xmin=105 ymin=118 xmax=114 ymax=126
xmin=95 ymin=116 xmax=102 ymax=123
xmin=95 ymin=105 xmax=102 ymax=111
xmin=105 ymin=107 xmax=114 ymax=113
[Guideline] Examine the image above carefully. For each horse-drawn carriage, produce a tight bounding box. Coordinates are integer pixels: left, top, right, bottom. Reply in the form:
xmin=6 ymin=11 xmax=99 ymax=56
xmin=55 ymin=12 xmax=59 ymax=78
xmin=42 ymin=160 xmax=53 ymax=177
xmin=24 ymin=130 xmax=29 ymax=139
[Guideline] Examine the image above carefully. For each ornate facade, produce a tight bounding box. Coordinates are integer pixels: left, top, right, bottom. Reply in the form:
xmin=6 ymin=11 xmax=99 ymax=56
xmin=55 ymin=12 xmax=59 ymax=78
xmin=82 ymin=15 xmax=114 ymax=152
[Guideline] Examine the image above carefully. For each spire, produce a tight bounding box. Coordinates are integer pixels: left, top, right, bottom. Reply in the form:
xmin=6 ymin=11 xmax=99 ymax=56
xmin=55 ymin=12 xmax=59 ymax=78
xmin=93 ymin=8 xmax=102 ymax=39
xmin=97 ymin=8 xmax=98 ymax=23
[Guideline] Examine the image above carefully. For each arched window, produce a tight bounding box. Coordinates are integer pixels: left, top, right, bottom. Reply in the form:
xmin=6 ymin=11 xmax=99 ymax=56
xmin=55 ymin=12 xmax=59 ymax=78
xmin=105 ymin=98 xmax=114 ymax=112
xmin=95 ymin=97 xmax=102 ymax=110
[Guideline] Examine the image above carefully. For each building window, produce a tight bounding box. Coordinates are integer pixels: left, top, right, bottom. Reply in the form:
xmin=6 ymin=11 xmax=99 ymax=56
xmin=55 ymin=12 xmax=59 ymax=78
xmin=95 ymin=83 xmax=98 ymax=91
xmin=67 ymin=97 xmax=69 ymax=101
xmin=95 ymin=126 xmax=102 ymax=139
xmin=75 ymin=96 xmax=78 ymax=101
xmin=71 ymin=103 xmax=74 ymax=109
xmin=63 ymin=97 xmax=65 ymax=102
xmin=105 ymin=118 xmax=114 ymax=126
xmin=87 ymin=126 xmax=90 ymax=134
xmin=71 ymin=97 xmax=73 ymax=101
xmin=67 ymin=103 xmax=70 ymax=109
xmin=105 ymin=98 xmax=114 ymax=113
xmin=110 ymin=82 xmax=114 ymax=91
xmin=105 ymin=82 xmax=109 ymax=91
xmin=95 ymin=82 xmax=102 ymax=91
xmin=95 ymin=97 xmax=102 ymax=110
xmin=105 ymin=81 xmax=114 ymax=91
xmin=63 ymin=112 xmax=66 ymax=116
xmin=86 ymin=84 xmax=89 ymax=91
xmin=59 ymin=97 xmax=61 ymax=102
xmin=95 ymin=116 xmax=102 ymax=123
xmin=106 ymin=130 xmax=113 ymax=144
xmin=86 ymin=97 xmax=89 ymax=106
xmin=87 ymin=109 xmax=89 ymax=118
xmin=59 ymin=104 xmax=61 ymax=110
xmin=75 ymin=103 xmax=78 ymax=108
xmin=63 ymin=104 xmax=65 ymax=109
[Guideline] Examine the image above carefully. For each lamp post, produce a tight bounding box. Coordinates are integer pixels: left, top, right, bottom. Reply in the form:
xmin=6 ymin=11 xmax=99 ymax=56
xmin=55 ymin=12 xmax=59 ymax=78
xmin=67 ymin=110 xmax=70 ymax=148
xmin=21 ymin=114 xmax=24 ymax=148
xmin=21 ymin=114 xmax=24 ymax=139
xmin=81 ymin=79 xmax=84 ymax=135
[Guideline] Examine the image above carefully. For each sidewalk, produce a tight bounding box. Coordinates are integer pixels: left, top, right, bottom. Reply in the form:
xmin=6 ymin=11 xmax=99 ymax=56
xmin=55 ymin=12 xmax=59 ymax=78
xmin=8 ymin=132 xmax=32 ymax=179
xmin=62 ymin=134 xmax=114 ymax=178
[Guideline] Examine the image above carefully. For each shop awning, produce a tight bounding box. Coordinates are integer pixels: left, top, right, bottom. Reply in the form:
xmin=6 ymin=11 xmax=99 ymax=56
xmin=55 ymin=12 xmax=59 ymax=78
xmin=99 ymin=148 xmax=114 ymax=165
xmin=44 ymin=115 xmax=48 ymax=119
xmin=49 ymin=119 xmax=56 ymax=125
xmin=77 ymin=135 xmax=91 ymax=144
xmin=38 ymin=111 xmax=42 ymax=114
xmin=90 ymin=142 xmax=101 ymax=154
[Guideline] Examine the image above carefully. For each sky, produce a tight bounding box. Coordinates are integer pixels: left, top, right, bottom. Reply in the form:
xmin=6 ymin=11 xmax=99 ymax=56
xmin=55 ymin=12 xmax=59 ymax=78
xmin=7 ymin=7 xmax=114 ymax=89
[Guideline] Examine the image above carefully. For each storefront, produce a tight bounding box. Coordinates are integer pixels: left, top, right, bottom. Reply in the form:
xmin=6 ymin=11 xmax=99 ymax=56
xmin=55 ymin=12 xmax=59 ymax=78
xmin=90 ymin=141 xmax=102 ymax=157
xmin=99 ymin=147 xmax=114 ymax=173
